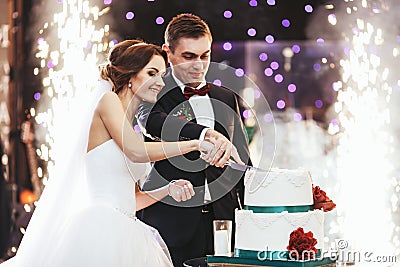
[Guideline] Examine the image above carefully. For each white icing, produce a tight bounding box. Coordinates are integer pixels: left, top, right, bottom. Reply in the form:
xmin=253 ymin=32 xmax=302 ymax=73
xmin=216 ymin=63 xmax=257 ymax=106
xmin=244 ymin=168 xmax=313 ymax=207
xmin=235 ymin=209 xmax=324 ymax=252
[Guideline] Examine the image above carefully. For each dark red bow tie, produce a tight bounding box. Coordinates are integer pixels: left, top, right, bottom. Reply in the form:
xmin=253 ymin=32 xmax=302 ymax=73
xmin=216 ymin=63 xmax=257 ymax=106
xmin=183 ymin=84 xmax=210 ymax=100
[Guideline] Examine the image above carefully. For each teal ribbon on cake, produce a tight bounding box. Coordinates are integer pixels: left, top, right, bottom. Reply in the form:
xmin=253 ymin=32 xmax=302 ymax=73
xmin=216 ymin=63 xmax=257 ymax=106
xmin=234 ymin=248 xmax=321 ymax=260
xmin=235 ymin=248 xmax=289 ymax=260
xmin=244 ymin=205 xmax=313 ymax=213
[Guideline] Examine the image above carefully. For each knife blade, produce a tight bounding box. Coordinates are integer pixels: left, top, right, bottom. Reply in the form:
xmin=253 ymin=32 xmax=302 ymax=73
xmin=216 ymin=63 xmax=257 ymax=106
xmin=225 ymin=160 xmax=269 ymax=173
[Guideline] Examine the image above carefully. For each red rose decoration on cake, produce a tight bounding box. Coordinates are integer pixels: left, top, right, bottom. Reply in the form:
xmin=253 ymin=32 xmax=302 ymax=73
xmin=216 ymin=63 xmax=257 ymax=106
xmin=287 ymin=227 xmax=317 ymax=260
xmin=312 ymin=185 xmax=336 ymax=212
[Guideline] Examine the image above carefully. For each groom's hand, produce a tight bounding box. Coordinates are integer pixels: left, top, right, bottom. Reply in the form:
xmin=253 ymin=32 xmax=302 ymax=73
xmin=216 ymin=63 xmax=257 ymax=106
xmin=203 ymin=129 xmax=244 ymax=167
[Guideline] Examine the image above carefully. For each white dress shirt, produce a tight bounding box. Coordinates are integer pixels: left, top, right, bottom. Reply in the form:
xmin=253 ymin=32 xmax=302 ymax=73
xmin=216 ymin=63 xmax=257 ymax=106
xmin=172 ymin=73 xmax=214 ymax=202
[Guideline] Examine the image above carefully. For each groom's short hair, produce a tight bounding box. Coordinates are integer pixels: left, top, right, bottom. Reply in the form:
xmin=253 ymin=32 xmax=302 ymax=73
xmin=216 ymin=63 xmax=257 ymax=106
xmin=164 ymin=13 xmax=213 ymax=53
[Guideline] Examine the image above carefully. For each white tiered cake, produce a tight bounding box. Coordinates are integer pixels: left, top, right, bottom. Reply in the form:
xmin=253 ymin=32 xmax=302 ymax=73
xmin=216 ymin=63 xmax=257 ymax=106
xmin=208 ymin=168 xmax=336 ymax=266
xmin=235 ymin=168 xmax=324 ymax=258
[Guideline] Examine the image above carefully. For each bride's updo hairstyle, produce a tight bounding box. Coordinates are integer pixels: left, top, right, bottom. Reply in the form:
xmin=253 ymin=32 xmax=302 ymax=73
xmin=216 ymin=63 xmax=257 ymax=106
xmin=99 ymin=39 xmax=167 ymax=94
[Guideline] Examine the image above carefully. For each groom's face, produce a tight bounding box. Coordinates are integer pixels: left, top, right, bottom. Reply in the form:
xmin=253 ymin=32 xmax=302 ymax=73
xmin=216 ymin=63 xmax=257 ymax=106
xmin=164 ymin=35 xmax=211 ymax=87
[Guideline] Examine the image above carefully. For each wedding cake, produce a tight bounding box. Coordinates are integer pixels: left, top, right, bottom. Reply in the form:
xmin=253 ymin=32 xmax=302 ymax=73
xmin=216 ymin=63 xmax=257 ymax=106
xmin=208 ymin=168 xmax=336 ymax=267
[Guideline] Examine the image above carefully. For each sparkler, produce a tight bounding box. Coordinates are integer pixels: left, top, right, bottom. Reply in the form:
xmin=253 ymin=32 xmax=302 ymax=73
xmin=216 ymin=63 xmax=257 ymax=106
xmin=331 ymin=0 xmax=399 ymax=261
xmin=31 ymin=0 xmax=110 ymax=189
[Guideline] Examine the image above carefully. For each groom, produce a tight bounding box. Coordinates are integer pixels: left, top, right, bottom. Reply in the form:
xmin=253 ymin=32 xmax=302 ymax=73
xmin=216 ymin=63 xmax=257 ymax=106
xmin=137 ymin=13 xmax=252 ymax=266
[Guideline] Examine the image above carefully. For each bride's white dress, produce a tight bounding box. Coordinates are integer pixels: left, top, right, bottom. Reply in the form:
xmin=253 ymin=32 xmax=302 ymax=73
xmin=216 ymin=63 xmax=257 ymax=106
xmin=4 ymin=139 xmax=173 ymax=267
xmin=47 ymin=139 xmax=173 ymax=266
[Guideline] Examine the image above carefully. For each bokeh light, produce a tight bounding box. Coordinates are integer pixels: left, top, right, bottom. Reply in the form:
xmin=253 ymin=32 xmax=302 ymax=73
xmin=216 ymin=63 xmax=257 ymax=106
xmin=249 ymin=0 xmax=258 ymax=7
xmin=265 ymin=34 xmax=275 ymax=44
xmin=247 ymin=28 xmax=257 ymax=37
xmin=155 ymin=17 xmax=164 ymax=24
xmin=270 ymin=61 xmax=279 ymax=70
xmin=315 ymin=99 xmax=323 ymax=108
xmin=223 ymin=42 xmax=232 ymax=51
xmin=126 ymin=11 xmax=134 ymax=20
xmin=305 ymin=4 xmax=313 ymax=13
xmin=264 ymin=68 xmax=273 ymax=76
xmin=292 ymin=44 xmax=301 ymax=53
xmin=282 ymin=19 xmax=291 ymax=28
xmin=274 ymin=74 xmax=283 ymax=83
xmin=223 ymin=10 xmax=232 ymax=19
xmin=235 ymin=68 xmax=245 ymax=77
xmin=259 ymin=52 xmax=268 ymax=61
xmin=276 ymin=99 xmax=285 ymax=109
xmin=213 ymin=79 xmax=222 ymax=86
xmin=288 ymin=83 xmax=297 ymax=92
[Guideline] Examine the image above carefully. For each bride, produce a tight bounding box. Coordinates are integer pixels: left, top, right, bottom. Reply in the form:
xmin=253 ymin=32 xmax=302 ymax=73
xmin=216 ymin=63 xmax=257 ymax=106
xmin=1 ymin=39 xmax=241 ymax=266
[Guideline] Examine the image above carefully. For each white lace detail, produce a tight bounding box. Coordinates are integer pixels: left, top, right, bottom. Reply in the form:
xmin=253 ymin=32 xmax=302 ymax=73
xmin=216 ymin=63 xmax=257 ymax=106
xmin=236 ymin=210 xmax=323 ymax=230
xmin=236 ymin=210 xmax=285 ymax=230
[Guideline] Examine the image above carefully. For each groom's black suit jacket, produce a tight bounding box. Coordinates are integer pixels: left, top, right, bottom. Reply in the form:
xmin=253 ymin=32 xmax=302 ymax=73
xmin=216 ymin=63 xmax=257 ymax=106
xmin=136 ymin=73 xmax=251 ymax=248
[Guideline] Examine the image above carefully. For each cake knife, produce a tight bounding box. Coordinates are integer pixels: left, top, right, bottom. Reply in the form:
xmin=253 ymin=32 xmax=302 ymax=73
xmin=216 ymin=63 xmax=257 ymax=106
xmin=225 ymin=160 xmax=269 ymax=173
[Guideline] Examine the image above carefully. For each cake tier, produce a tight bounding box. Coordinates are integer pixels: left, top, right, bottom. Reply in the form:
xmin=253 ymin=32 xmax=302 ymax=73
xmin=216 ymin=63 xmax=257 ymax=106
xmin=244 ymin=168 xmax=313 ymax=207
xmin=235 ymin=209 xmax=324 ymax=254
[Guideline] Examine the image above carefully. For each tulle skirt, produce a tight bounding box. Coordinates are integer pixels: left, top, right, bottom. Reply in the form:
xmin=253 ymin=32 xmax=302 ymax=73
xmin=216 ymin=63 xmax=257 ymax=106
xmin=4 ymin=204 xmax=173 ymax=267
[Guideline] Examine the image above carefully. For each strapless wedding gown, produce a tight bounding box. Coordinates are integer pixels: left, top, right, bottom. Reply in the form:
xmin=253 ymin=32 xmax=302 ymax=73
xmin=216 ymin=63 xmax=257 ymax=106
xmin=19 ymin=139 xmax=173 ymax=267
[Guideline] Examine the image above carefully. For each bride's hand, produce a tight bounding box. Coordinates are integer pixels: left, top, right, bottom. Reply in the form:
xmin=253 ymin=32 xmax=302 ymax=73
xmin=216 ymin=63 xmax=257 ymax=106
xmin=168 ymin=179 xmax=195 ymax=202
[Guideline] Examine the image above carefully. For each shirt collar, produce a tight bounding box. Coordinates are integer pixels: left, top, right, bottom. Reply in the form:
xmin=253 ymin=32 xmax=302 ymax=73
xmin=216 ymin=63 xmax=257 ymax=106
xmin=171 ymin=71 xmax=206 ymax=93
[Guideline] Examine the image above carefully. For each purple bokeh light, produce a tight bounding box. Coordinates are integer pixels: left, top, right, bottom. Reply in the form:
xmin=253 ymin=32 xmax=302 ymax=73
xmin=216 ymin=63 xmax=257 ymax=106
xmin=155 ymin=17 xmax=164 ymax=24
xmin=315 ymin=99 xmax=323 ymax=108
xmin=223 ymin=42 xmax=232 ymax=51
xmin=274 ymin=74 xmax=284 ymax=83
xmin=259 ymin=52 xmax=268 ymax=61
xmin=254 ymin=89 xmax=261 ymax=99
xmin=277 ymin=100 xmax=286 ymax=109
xmin=235 ymin=68 xmax=245 ymax=77
xmin=134 ymin=124 xmax=141 ymax=133
xmin=224 ymin=10 xmax=233 ymax=19
xmin=126 ymin=12 xmax=135 ymax=20
xmin=47 ymin=60 xmax=54 ymax=69
xmin=249 ymin=0 xmax=258 ymax=7
xmin=264 ymin=113 xmax=273 ymax=122
xmin=265 ymin=35 xmax=275 ymax=44
xmin=288 ymin=84 xmax=297 ymax=92
xmin=282 ymin=19 xmax=290 ymax=28
xmin=213 ymin=79 xmax=222 ymax=86
xmin=292 ymin=44 xmax=301 ymax=53
xmin=247 ymin=28 xmax=257 ymax=37
xmin=104 ymin=0 xmax=112 ymax=4
xmin=264 ymin=68 xmax=273 ymax=76
xmin=294 ymin=113 xmax=302 ymax=121
xmin=316 ymin=38 xmax=325 ymax=45
xmin=266 ymin=0 xmax=276 ymax=5
xmin=34 ymin=92 xmax=41 ymax=101
xmin=270 ymin=61 xmax=279 ymax=70
xmin=305 ymin=4 xmax=313 ymax=13
xmin=313 ymin=63 xmax=321 ymax=71
xmin=243 ymin=109 xmax=252 ymax=119
xmin=331 ymin=119 xmax=339 ymax=125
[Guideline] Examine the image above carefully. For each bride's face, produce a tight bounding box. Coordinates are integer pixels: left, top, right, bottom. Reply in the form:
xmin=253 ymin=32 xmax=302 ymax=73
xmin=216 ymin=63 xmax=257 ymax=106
xmin=131 ymin=55 xmax=166 ymax=103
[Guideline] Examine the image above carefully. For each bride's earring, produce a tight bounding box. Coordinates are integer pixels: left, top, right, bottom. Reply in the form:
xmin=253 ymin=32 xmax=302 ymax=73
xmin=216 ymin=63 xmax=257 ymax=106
xmin=128 ymin=82 xmax=132 ymax=89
